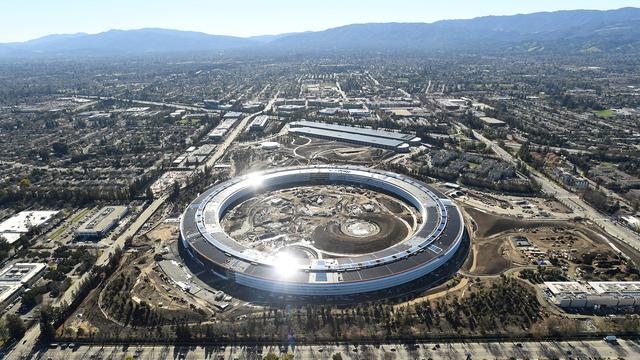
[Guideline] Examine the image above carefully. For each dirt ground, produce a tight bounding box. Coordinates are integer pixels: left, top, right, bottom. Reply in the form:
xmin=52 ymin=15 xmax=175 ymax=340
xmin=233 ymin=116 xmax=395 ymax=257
xmin=137 ymin=223 xmax=179 ymax=246
xmin=312 ymin=213 xmax=408 ymax=254
xmin=465 ymin=207 xmax=568 ymax=238
xmin=472 ymin=237 xmax=514 ymax=275
xmin=462 ymin=206 xmax=634 ymax=279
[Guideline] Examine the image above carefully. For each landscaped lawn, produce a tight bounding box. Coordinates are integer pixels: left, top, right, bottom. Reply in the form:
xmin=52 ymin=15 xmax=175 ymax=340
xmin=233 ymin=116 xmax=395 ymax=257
xmin=594 ymin=109 xmax=614 ymax=118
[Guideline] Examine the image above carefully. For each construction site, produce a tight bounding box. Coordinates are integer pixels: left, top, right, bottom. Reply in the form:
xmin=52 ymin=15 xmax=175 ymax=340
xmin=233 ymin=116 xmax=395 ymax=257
xmin=56 ymin=132 xmax=640 ymax=344
xmin=221 ymin=184 xmax=419 ymax=258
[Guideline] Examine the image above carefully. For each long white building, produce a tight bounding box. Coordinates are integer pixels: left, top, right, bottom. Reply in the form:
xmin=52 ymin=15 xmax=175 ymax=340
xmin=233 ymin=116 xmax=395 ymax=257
xmin=545 ymin=281 xmax=640 ymax=309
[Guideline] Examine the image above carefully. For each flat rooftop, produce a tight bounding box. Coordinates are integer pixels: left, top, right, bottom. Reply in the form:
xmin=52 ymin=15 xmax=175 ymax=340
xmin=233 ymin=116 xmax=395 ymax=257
xmin=0 ymin=263 xmax=47 ymax=284
xmin=290 ymin=126 xmax=408 ymax=148
xmin=291 ymin=120 xmax=418 ymax=143
xmin=480 ymin=116 xmax=506 ymax=125
xmin=545 ymin=281 xmax=590 ymax=295
xmin=250 ymin=115 xmax=269 ymax=127
xmin=0 ymin=210 xmax=59 ymax=244
xmin=589 ymin=281 xmax=640 ymax=295
xmin=223 ymin=111 xmax=243 ymax=118
xmin=0 ymin=282 xmax=23 ymax=304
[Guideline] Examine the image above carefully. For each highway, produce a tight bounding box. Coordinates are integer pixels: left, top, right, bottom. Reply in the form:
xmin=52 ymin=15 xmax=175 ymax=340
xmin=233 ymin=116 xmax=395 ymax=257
xmin=461 ymin=122 xmax=640 ymax=253
xmin=29 ymin=338 xmax=640 ymax=359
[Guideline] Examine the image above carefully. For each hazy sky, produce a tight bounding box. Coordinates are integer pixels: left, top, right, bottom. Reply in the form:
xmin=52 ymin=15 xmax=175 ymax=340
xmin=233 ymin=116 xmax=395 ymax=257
xmin=0 ymin=0 xmax=637 ymax=42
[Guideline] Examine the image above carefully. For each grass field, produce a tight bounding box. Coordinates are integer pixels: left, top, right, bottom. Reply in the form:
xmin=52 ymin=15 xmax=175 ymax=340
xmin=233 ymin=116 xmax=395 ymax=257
xmin=594 ymin=109 xmax=614 ymax=118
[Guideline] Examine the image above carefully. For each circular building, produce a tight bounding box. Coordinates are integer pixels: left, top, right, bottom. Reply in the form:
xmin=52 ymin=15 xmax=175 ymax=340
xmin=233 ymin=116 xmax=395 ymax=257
xmin=179 ymin=165 xmax=466 ymax=296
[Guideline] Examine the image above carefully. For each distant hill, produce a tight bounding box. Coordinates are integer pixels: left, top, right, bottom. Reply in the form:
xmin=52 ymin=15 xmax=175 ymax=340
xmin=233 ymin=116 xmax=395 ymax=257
xmin=1 ymin=7 xmax=639 ymax=58
xmin=0 ymin=28 xmax=256 ymax=57
xmin=248 ymin=32 xmax=310 ymax=43
xmin=268 ymin=7 xmax=640 ymax=53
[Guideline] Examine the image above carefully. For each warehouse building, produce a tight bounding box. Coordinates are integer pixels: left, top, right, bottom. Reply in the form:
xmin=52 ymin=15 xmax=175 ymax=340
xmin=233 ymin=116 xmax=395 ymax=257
xmin=75 ymin=206 xmax=129 ymax=239
xmin=545 ymin=281 xmax=640 ymax=309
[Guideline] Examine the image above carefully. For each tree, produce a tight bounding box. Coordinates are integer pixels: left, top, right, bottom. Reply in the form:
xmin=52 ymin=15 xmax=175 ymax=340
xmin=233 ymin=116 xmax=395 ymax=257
xmin=170 ymin=181 xmax=181 ymax=200
xmin=175 ymin=324 xmax=192 ymax=341
xmin=146 ymin=187 xmax=154 ymax=200
xmin=39 ymin=306 xmax=57 ymax=341
xmin=52 ymin=142 xmax=69 ymax=156
xmin=38 ymin=148 xmax=50 ymax=162
xmin=0 ymin=238 xmax=10 ymax=261
xmin=332 ymin=353 xmax=344 ymax=360
xmin=19 ymin=178 xmax=31 ymax=188
xmin=6 ymin=314 xmax=25 ymax=340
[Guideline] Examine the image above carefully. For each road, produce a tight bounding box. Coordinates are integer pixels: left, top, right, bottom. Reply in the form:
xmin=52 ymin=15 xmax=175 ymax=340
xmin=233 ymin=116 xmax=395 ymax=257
xmin=460 ymin=122 xmax=640 ymax=253
xmin=5 ymin=94 xmax=278 ymax=359
xmin=335 ymin=81 xmax=348 ymax=101
xmin=202 ymin=92 xmax=278 ymax=171
xmin=29 ymin=339 xmax=640 ymax=359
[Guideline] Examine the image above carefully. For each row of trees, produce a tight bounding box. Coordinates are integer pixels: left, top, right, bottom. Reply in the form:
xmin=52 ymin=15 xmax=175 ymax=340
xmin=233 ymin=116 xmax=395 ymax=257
xmin=64 ymin=277 xmax=546 ymax=343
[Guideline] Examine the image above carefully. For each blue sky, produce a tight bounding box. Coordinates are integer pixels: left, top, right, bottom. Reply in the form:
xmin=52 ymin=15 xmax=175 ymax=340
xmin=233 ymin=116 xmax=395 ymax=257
xmin=0 ymin=0 xmax=637 ymax=42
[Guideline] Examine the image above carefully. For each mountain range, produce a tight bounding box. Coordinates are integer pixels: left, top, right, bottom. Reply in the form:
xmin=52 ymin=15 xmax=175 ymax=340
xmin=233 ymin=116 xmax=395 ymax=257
xmin=1 ymin=7 xmax=639 ymax=57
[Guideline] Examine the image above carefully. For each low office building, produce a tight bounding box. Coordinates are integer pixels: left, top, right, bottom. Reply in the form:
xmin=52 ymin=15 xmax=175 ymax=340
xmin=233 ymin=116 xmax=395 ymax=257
xmin=223 ymin=111 xmax=243 ymax=120
xmin=276 ymin=104 xmax=305 ymax=113
xmin=0 ymin=263 xmax=47 ymax=286
xmin=248 ymin=115 xmax=269 ymax=131
xmin=435 ymin=98 xmax=468 ymax=111
xmin=0 ymin=210 xmax=60 ymax=244
xmin=545 ymin=281 xmax=640 ymax=309
xmin=480 ymin=116 xmax=506 ymax=127
xmin=207 ymin=118 xmax=238 ymax=142
xmin=204 ymin=99 xmax=220 ymax=109
xmin=217 ymin=118 xmax=238 ymax=131
xmin=0 ymin=282 xmax=23 ymax=310
xmin=75 ymin=206 xmax=129 ymax=239
xmin=0 ymin=263 xmax=47 ymax=310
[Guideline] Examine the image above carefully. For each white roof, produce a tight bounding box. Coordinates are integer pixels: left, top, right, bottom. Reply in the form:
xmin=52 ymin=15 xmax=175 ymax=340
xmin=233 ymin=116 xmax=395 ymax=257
xmin=0 ymin=211 xmax=59 ymax=243
xmin=589 ymin=282 xmax=640 ymax=295
xmin=545 ymin=281 xmax=590 ymax=295
xmin=0 ymin=263 xmax=47 ymax=284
